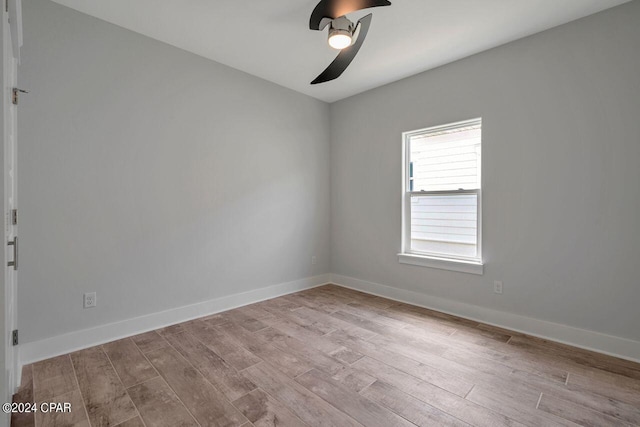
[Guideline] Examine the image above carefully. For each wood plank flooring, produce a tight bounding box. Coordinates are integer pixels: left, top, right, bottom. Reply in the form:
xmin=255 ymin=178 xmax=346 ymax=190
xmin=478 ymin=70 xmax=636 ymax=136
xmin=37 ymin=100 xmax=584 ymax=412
xmin=12 ymin=285 xmax=640 ymax=427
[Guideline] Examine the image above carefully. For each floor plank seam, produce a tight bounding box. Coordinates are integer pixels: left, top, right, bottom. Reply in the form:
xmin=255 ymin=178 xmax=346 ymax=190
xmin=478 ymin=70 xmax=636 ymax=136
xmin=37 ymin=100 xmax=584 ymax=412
xmin=231 ymin=385 xmax=297 ymax=427
xmin=228 ymin=385 xmax=261 ymax=406
xmin=178 ymin=328 xmax=260 ymax=425
xmin=68 ymin=354 xmax=93 ymax=427
xmin=136 ymin=338 xmax=204 ymax=427
xmin=100 ymin=345 xmax=142 ymax=426
xmin=536 ymin=392 xmax=543 ymax=409
xmin=292 ymin=369 xmax=387 ymax=427
xmin=120 ymin=373 xmax=162 ymax=392
xmin=102 ymin=344 xmax=132 ymax=392
xmin=356 ymin=381 xmax=374 ymax=396
xmin=145 ymin=375 xmax=202 ymax=427
xmin=463 ymin=384 xmax=475 ymax=399
xmin=117 ymin=414 xmax=147 ymax=427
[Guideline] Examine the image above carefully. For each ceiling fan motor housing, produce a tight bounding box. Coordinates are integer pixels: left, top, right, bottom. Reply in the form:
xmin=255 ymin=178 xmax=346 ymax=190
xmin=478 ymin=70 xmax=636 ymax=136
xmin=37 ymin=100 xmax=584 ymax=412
xmin=329 ymin=15 xmax=355 ymax=38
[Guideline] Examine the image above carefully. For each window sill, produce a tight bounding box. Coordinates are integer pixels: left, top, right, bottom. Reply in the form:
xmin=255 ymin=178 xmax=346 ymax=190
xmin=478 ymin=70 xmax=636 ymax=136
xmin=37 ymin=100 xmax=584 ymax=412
xmin=398 ymin=253 xmax=484 ymax=275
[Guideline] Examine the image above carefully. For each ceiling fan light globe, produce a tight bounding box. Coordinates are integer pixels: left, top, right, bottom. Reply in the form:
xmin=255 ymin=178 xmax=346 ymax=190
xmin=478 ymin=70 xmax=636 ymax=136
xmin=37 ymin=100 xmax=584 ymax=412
xmin=328 ymin=30 xmax=352 ymax=50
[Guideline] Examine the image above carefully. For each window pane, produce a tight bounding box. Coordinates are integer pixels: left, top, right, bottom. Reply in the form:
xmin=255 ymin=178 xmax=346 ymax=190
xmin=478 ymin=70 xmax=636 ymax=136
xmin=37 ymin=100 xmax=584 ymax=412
xmin=410 ymin=193 xmax=478 ymax=258
xmin=409 ymin=126 xmax=481 ymax=192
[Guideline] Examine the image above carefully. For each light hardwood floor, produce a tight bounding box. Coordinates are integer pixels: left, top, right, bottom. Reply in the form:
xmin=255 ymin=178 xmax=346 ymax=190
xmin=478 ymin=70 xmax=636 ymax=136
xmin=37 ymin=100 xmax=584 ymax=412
xmin=11 ymin=285 xmax=640 ymax=427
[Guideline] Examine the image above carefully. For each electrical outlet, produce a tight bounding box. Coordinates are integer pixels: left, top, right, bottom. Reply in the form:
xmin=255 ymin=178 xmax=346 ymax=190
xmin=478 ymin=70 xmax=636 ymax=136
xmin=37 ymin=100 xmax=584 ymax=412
xmin=494 ymin=281 xmax=503 ymax=294
xmin=84 ymin=292 xmax=97 ymax=308
xmin=311 ymin=256 xmax=317 ymax=265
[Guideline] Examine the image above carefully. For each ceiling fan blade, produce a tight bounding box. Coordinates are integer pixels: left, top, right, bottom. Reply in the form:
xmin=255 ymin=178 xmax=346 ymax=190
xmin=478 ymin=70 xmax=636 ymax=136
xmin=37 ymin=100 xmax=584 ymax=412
xmin=309 ymin=0 xmax=389 ymax=30
xmin=311 ymin=14 xmax=372 ymax=85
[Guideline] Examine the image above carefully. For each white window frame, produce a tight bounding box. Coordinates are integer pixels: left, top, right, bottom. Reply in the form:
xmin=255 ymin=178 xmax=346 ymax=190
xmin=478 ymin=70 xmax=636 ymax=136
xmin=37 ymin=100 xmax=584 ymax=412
xmin=399 ymin=118 xmax=484 ymax=275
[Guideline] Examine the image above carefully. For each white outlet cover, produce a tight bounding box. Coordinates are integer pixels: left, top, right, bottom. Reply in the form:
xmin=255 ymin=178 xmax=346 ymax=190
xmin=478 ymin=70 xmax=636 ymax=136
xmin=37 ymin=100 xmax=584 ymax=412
xmin=84 ymin=292 xmax=97 ymax=308
xmin=494 ymin=281 xmax=503 ymax=294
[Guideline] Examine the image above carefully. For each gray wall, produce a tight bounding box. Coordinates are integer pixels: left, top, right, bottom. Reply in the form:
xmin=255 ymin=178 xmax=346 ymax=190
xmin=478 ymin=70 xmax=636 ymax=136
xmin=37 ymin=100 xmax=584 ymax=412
xmin=330 ymin=1 xmax=640 ymax=341
xmin=19 ymin=0 xmax=330 ymax=343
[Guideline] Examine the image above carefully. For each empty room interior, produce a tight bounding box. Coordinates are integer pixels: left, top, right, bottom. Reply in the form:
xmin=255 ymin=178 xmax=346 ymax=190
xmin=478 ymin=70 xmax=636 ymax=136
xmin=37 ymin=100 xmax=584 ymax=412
xmin=1 ymin=0 xmax=639 ymax=426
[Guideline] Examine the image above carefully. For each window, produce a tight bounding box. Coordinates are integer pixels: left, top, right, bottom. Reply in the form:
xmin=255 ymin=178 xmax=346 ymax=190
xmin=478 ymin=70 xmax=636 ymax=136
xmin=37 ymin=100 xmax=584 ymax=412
xmin=399 ymin=118 xmax=483 ymax=274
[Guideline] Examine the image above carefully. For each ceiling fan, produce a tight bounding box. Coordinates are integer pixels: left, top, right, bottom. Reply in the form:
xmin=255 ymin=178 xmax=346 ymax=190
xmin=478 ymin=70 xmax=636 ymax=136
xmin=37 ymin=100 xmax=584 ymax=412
xmin=309 ymin=0 xmax=391 ymax=85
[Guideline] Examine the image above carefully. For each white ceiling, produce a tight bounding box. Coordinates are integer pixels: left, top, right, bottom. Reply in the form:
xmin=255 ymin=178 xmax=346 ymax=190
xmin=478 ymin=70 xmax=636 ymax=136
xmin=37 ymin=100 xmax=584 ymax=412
xmin=51 ymin=0 xmax=629 ymax=103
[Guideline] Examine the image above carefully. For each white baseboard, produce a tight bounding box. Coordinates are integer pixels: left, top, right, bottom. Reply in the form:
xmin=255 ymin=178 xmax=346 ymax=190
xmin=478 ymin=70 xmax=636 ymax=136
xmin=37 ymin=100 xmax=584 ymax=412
xmin=19 ymin=274 xmax=331 ymax=366
xmin=18 ymin=271 xmax=640 ymax=378
xmin=331 ymin=274 xmax=640 ymax=363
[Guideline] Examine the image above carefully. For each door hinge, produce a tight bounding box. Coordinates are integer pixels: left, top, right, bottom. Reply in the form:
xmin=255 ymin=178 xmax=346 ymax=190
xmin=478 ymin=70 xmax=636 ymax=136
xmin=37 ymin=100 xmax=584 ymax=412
xmin=7 ymin=237 xmax=17 ymax=270
xmin=12 ymin=88 xmax=29 ymax=105
xmin=12 ymin=330 xmax=18 ymax=346
xmin=11 ymin=209 xmax=17 ymax=225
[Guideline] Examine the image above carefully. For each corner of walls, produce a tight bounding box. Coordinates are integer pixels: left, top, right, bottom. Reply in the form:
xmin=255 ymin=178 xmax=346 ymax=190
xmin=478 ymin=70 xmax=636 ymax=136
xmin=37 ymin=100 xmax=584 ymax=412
xmin=20 ymin=0 xmax=333 ymax=358
xmin=326 ymin=2 xmax=640 ymax=365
